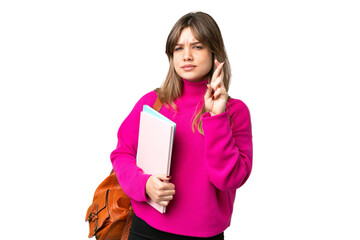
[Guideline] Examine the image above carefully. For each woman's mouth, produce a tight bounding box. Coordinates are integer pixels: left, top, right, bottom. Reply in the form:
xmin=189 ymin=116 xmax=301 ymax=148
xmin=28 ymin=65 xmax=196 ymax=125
xmin=182 ymin=65 xmax=196 ymax=71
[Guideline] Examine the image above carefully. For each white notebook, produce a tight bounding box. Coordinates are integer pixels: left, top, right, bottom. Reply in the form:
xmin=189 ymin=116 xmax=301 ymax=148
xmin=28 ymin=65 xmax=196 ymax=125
xmin=136 ymin=105 xmax=176 ymax=213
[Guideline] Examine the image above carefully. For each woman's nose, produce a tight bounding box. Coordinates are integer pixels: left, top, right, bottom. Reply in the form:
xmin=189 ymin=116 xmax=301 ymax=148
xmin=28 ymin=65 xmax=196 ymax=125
xmin=183 ymin=47 xmax=193 ymax=61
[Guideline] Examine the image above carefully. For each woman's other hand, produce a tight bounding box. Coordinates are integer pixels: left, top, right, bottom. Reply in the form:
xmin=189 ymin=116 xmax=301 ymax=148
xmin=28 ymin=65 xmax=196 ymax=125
xmin=145 ymin=175 xmax=175 ymax=207
xmin=204 ymin=59 xmax=229 ymax=116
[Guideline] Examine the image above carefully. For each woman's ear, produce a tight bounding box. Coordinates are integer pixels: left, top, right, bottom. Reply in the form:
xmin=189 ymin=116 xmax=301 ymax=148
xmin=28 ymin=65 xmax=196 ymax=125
xmin=212 ymin=54 xmax=217 ymax=69
xmin=213 ymin=53 xmax=217 ymax=62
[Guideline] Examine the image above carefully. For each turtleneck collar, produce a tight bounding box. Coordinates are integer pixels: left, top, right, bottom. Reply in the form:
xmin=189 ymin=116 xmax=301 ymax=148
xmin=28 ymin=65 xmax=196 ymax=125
xmin=181 ymin=78 xmax=208 ymax=100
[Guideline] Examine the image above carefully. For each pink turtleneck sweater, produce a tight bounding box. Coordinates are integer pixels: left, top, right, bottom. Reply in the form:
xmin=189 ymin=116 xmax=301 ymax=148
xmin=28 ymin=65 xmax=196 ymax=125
xmin=110 ymin=79 xmax=252 ymax=237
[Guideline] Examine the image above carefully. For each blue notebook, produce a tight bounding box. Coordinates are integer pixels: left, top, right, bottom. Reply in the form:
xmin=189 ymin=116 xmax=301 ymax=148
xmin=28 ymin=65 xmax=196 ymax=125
xmin=142 ymin=105 xmax=176 ymax=131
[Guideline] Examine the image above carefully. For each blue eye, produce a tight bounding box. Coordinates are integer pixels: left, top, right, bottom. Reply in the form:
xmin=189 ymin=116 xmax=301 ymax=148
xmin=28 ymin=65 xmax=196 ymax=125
xmin=194 ymin=45 xmax=203 ymax=50
xmin=175 ymin=47 xmax=183 ymax=51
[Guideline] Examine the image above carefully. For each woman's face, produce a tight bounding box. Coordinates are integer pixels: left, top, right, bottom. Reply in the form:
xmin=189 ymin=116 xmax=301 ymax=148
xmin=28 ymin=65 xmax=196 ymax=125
xmin=173 ymin=27 xmax=213 ymax=82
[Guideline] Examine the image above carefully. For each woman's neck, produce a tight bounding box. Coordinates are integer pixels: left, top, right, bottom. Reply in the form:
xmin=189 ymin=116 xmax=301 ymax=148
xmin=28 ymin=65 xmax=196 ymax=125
xmin=181 ymin=78 xmax=208 ymax=100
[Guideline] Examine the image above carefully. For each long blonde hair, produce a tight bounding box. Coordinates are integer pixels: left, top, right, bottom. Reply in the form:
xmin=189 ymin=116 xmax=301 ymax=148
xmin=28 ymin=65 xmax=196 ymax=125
xmin=155 ymin=12 xmax=231 ymax=134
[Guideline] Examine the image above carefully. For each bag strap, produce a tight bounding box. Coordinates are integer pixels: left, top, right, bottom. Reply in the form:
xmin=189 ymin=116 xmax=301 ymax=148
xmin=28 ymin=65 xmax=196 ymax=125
xmin=153 ymin=95 xmax=163 ymax=112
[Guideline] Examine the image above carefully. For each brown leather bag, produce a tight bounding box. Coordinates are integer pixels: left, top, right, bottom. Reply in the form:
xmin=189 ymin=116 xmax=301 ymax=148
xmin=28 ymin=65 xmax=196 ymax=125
xmin=85 ymin=170 xmax=133 ymax=240
xmin=85 ymin=96 xmax=163 ymax=240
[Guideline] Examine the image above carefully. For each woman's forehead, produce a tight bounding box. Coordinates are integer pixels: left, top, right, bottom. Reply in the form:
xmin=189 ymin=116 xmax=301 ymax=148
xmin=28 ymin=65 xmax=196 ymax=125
xmin=176 ymin=27 xmax=200 ymax=44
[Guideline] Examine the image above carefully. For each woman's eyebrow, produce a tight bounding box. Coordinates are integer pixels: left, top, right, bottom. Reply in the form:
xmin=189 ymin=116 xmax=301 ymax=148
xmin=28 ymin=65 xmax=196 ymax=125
xmin=175 ymin=41 xmax=202 ymax=46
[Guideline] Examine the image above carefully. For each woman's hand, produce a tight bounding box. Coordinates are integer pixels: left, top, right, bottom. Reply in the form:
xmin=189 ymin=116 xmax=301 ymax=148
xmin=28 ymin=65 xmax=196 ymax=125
xmin=204 ymin=59 xmax=228 ymax=116
xmin=145 ymin=175 xmax=175 ymax=207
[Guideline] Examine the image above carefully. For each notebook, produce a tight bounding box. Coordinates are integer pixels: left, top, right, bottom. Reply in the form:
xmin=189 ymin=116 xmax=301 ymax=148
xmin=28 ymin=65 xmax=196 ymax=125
xmin=136 ymin=105 xmax=176 ymax=213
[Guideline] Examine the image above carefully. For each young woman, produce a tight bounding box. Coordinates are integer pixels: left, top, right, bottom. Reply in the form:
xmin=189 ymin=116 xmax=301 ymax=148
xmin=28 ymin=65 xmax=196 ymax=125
xmin=110 ymin=11 xmax=253 ymax=240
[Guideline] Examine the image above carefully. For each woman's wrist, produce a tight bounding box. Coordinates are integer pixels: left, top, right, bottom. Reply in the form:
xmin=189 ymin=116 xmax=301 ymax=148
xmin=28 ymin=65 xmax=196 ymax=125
xmin=209 ymin=108 xmax=225 ymax=116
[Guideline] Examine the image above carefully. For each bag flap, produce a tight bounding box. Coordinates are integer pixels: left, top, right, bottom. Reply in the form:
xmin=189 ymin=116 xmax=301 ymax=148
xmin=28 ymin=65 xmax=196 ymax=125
xmin=85 ymin=190 xmax=110 ymax=238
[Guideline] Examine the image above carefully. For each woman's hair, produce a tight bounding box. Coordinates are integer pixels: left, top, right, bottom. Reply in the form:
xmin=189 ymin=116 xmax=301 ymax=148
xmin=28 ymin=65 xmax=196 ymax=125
xmin=155 ymin=11 xmax=231 ymax=134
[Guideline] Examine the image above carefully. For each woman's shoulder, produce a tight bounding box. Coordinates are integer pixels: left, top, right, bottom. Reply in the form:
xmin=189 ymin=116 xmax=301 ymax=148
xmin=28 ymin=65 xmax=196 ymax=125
xmin=226 ymin=97 xmax=252 ymax=130
xmin=141 ymin=90 xmax=157 ymax=101
xmin=227 ymin=97 xmax=250 ymax=114
xmin=133 ymin=90 xmax=158 ymax=108
xmin=123 ymin=90 xmax=158 ymax=116
xmin=226 ymin=97 xmax=251 ymax=122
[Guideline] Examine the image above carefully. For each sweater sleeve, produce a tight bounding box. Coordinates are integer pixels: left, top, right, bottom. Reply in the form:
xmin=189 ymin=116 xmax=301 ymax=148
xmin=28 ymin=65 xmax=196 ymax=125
xmin=110 ymin=92 xmax=157 ymax=202
xmin=201 ymin=99 xmax=253 ymax=191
